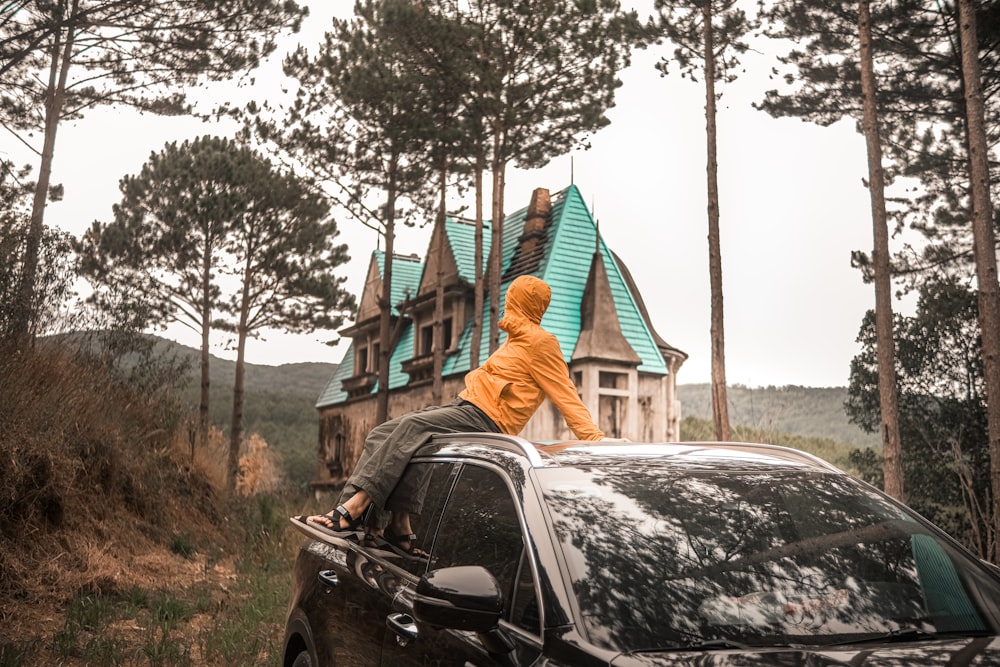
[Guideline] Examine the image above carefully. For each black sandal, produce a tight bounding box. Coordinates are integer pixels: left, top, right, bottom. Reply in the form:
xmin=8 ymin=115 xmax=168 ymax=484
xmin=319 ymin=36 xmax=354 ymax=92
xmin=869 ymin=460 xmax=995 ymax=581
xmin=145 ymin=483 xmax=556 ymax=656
xmin=379 ymin=526 xmax=429 ymax=560
xmin=298 ymin=504 xmax=367 ymax=534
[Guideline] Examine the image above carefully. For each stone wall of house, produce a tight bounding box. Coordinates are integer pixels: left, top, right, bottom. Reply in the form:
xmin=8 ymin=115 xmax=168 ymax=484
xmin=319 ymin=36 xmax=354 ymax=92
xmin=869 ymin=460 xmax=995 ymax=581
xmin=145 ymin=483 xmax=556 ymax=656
xmin=315 ymin=376 xmax=467 ymax=489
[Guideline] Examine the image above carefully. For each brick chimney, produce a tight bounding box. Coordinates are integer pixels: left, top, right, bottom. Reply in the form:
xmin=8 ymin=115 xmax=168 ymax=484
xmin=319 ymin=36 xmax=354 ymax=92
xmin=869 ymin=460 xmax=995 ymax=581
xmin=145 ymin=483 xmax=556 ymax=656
xmin=504 ymin=188 xmax=551 ymax=279
xmin=521 ymin=188 xmax=550 ymax=253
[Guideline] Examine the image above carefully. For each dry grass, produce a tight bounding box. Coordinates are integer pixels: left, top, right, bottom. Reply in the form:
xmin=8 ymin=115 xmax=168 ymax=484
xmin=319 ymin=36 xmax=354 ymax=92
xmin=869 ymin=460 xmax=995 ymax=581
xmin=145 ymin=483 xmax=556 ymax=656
xmin=0 ymin=341 xmax=294 ymax=665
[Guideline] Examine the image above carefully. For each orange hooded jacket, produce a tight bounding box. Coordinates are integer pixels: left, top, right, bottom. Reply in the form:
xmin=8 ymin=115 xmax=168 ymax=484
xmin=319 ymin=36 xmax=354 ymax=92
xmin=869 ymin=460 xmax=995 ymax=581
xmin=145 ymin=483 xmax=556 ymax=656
xmin=459 ymin=275 xmax=604 ymax=440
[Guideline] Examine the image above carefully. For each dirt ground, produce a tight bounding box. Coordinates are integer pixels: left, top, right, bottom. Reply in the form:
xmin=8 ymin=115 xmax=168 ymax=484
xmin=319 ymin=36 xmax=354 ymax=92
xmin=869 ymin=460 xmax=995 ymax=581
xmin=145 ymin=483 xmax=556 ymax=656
xmin=2 ymin=543 xmax=242 ymax=664
xmin=0 ymin=459 xmax=271 ymax=665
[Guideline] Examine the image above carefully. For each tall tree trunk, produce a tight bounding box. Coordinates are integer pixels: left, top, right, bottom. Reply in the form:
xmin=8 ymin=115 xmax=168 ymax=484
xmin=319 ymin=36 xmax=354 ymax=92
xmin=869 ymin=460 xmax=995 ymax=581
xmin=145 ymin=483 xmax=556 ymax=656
xmin=377 ymin=162 xmax=398 ymax=424
xmin=471 ymin=148 xmax=485 ymax=369
xmin=229 ymin=252 xmax=253 ymax=490
xmin=488 ymin=125 xmax=506 ymax=354
xmin=703 ymin=1 xmax=731 ymax=441
xmin=858 ymin=0 xmax=904 ymax=501
xmin=14 ymin=0 xmax=76 ymax=343
xmin=199 ymin=234 xmax=212 ymax=448
xmin=958 ymin=0 xmax=1000 ymax=562
xmin=432 ymin=160 xmax=447 ymax=404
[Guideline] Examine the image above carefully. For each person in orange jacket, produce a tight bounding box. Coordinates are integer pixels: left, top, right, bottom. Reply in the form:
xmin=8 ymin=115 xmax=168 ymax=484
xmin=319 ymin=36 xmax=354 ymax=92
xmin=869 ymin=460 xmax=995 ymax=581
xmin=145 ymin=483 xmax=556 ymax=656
xmin=300 ymin=274 xmax=605 ymax=554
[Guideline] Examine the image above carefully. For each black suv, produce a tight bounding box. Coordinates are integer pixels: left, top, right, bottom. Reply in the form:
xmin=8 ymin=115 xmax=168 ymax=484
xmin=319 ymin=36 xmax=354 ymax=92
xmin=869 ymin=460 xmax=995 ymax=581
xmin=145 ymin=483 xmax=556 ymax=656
xmin=283 ymin=435 xmax=1000 ymax=666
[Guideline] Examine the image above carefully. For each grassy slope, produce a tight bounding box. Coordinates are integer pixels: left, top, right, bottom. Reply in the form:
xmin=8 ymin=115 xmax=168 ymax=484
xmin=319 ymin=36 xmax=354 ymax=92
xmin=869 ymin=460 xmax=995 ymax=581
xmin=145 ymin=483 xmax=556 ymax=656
xmin=0 ymin=341 xmax=308 ymax=666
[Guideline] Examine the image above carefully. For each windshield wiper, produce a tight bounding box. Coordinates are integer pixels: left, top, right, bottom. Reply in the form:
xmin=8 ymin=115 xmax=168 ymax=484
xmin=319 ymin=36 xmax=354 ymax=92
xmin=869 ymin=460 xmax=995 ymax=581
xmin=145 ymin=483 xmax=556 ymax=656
xmin=634 ymin=638 xmax=753 ymax=652
xmin=683 ymin=638 xmax=752 ymax=650
xmin=835 ymin=627 xmax=983 ymax=646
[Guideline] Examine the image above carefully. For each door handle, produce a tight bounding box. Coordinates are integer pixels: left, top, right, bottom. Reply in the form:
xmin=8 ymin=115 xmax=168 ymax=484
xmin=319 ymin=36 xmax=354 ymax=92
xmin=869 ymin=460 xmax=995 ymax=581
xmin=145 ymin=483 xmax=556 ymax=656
xmin=386 ymin=612 xmax=419 ymax=646
xmin=318 ymin=569 xmax=339 ymax=588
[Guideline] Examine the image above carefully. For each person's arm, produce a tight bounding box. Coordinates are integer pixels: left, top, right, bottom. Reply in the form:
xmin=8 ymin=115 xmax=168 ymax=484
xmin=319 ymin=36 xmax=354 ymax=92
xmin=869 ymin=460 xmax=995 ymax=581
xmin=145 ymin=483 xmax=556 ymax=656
xmin=529 ymin=334 xmax=604 ymax=440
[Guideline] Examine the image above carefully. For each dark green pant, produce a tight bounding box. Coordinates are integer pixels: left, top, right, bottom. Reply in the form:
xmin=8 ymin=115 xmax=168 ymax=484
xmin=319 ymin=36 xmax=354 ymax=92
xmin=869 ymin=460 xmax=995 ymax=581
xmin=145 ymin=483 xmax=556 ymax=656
xmin=338 ymin=399 xmax=500 ymax=517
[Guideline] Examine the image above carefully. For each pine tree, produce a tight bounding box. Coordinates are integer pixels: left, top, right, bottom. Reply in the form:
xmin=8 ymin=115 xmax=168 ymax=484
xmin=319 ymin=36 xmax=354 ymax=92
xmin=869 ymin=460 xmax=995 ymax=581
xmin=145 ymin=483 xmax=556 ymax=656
xmin=273 ymin=0 xmax=436 ymax=422
xmin=650 ymin=0 xmax=757 ymax=441
xmin=760 ymin=0 xmax=1000 ymax=515
xmin=858 ymin=0 xmax=904 ymax=500
xmin=78 ymin=137 xmax=355 ymax=487
xmin=463 ymin=0 xmax=641 ymax=352
xmin=78 ymin=136 xmax=242 ymax=446
xmin=218 ymin=149 xmax=355 ymax=485
xmin=0 ymin=0 xmax=307 ymax=345
xmin=956 ymin=0 xmax=1000 ymax=562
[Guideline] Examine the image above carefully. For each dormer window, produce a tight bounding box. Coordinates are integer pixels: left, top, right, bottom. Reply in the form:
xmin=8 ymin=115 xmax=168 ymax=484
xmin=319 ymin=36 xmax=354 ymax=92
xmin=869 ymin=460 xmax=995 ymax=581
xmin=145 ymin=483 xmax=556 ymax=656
xmin=356 ymin=342 xmax=379 ymax=375
xmin=442 ymin=317 xmax=453 ymax=350
xmin=356 ymin=346 xmax=368 ymax=376
xmin=420 ymin=324 xmax=434 ymax=356
xmin=418 ymin=317 xmax=454 ymax=356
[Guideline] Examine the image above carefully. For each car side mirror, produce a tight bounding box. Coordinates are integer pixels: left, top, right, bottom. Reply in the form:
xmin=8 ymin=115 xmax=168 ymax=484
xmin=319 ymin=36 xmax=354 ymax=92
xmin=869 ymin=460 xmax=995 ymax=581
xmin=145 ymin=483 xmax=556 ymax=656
xmin=414 ymin=565 xmax=503 ymax=632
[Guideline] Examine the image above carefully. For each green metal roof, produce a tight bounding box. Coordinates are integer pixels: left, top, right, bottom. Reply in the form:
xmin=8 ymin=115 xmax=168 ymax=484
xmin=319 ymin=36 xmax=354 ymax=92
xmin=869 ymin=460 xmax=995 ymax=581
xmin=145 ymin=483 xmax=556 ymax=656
xmin=448 ymin=185 xmax=667 ymax=375
xmin=387 ymin=321 xmax=414 ymax=390
xmin=445 ymin=217 xmax=491 ymax=285
xmin=537 ymin=185 xmax=667 ymax=375
xmin=374 ymin=250 xmax=423 ymax=315
xmin=318 ymin=184 xmax=668 ymax=409
xmin=316 ymin=341 xmax=355 ymax=407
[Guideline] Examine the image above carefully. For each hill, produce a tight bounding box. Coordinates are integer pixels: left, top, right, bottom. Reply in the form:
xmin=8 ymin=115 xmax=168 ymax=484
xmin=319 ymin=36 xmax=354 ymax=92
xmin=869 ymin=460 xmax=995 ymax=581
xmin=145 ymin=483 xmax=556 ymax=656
xmin=140 ymin=335 xmax=337 ymax=398
xmin=677 ymin=383 xmax=879 ymax=448
xmin=135 ymin=336 xmax=337 ymax=486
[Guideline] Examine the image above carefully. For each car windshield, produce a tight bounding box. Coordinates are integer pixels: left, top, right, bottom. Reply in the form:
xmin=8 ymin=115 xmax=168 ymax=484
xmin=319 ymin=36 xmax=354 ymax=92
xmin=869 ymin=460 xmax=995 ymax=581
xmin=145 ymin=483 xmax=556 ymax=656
xmin=539 ymin=461 xmax=1000 ymax=652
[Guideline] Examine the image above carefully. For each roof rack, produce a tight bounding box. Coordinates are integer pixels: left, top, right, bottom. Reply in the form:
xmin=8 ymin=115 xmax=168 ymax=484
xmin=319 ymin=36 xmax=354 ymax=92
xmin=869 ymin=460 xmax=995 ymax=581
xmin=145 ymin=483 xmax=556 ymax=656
xmin=428 ymin=435 xmax=841 ymax=473
xmin=678 ymin=441 xmax=842 ymax=472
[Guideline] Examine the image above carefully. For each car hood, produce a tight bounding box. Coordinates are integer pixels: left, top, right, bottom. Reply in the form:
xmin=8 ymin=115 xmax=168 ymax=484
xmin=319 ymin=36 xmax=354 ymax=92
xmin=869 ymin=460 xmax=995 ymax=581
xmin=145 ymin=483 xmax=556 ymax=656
xmin=611 ymin=636 xmax=1000 ymax=666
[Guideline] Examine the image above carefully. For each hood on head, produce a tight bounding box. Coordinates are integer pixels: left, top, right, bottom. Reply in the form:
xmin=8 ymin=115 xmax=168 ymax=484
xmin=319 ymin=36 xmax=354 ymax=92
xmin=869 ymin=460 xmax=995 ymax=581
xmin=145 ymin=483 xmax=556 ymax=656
xmin=504 ymin=275 xmax=551 ymax=325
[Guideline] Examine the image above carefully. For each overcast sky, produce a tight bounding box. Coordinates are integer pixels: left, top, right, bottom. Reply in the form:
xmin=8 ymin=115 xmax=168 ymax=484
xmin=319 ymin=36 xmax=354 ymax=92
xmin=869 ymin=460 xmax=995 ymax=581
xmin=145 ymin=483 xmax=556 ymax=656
xmin=9 ymin=3 xmax=911 ymax=389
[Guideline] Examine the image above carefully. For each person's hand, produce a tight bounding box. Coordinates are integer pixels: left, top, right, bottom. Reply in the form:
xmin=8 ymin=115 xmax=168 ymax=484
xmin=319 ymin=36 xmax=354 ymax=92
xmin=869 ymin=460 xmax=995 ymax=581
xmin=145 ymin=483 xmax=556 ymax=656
xmin=600 ymin=437 xmax=631 ymax=443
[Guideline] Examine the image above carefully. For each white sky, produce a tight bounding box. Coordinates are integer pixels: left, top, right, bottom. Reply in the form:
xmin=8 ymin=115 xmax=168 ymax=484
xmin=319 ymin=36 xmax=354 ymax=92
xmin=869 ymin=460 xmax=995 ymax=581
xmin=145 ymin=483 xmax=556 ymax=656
xmin=6 ymin=2 xmax=912 ymax=388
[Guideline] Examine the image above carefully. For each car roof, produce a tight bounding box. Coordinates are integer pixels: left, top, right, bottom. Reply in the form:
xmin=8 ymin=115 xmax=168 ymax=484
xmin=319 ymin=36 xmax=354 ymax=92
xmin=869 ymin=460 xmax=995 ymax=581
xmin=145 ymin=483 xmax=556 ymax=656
xmin=427 ymin=434 xmax=843 ymax=474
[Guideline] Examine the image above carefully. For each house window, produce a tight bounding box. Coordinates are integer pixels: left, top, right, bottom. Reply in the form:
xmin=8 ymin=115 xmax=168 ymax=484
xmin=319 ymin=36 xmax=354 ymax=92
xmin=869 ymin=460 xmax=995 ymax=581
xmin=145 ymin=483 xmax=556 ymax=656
xmin=596 ymin=370 xmax=629 ymax=438
xmin=442 ymin=317 xmax=453 ymax=349
xmin=419 ymin=318 xmax=454 ymax=356
xmin=599 ymin=395 xmax=627 ymax=439
xmin=356 ymin=346 xmax=368 ymax=375
xmin=599 ymin=371 xmax=628 ymax=389
xmin=420 ymin=323 xmax=434 ymax=356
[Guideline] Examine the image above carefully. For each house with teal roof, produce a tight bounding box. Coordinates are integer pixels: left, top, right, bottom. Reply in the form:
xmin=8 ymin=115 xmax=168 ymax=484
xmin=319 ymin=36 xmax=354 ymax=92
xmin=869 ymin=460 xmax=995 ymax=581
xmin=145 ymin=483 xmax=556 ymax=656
xmin=314 ymin=185 xmax=687 ymax=486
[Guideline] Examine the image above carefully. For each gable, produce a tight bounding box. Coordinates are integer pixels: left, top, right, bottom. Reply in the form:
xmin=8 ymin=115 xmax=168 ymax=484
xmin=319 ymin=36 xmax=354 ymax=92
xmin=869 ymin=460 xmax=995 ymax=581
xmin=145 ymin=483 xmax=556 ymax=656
xmin=358 ymin=250 xmax=424 ymax=321
xmin=419 ymin=221 xmax=462 ymax=296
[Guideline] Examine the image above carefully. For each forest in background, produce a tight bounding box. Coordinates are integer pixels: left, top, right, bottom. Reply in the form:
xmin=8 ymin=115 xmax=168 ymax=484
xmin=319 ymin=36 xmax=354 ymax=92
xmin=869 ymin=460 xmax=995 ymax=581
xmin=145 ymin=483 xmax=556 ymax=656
xmin=146 ymin=337 xmax=875 ymax=488
xmin=677 ymin=383 xmax=880 ymax=448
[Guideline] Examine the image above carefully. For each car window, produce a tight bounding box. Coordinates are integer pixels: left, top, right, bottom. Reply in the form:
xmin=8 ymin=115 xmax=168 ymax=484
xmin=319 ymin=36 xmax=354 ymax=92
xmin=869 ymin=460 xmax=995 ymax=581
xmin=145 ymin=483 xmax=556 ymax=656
xmin=539 ymin=464 xmax=1000 ymax=652
xmin=385 ymin=461 xmax=457 ymax=576
xmin=428 ymin=464 xmax=525 ymax=609
xmin=510 ymin=548 xmax=540 ymax=633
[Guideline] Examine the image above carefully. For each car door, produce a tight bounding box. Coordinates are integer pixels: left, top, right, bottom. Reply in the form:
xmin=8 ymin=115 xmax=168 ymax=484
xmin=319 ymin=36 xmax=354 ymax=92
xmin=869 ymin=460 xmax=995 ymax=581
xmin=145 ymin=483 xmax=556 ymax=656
xmin=299 ymin=459 xmax=458 ymax=667
xmin=381 ymin=461 xmax=545 ymax=666
xmin=295 ymin=537 xmax=388 ymax=666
